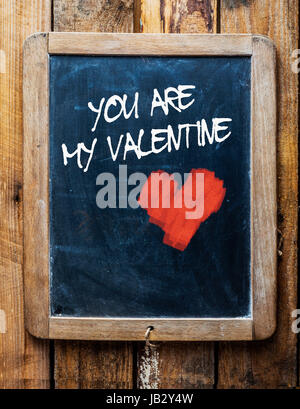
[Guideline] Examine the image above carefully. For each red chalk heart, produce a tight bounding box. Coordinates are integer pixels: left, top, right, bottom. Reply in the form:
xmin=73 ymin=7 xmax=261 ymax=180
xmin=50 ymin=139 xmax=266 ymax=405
xmin=138 ymin=169 xmax=226 ymax=251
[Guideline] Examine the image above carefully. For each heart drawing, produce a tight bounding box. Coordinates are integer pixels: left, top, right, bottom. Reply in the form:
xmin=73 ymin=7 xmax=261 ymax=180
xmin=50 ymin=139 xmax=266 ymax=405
xmin=138 ymin=169 xmax=226 ymax=251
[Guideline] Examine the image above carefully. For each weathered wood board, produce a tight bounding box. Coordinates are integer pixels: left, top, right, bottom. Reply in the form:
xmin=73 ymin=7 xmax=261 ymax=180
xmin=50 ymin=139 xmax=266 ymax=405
xmin=136 ymin=0 xmax=218 ymax=389
xmin=0 ymin=0 xmax=51 ymax=389
xmin=53 ymin=0 xmax=135 ymax=389
xmin=217 ymin=0 xmax=298 ymax=389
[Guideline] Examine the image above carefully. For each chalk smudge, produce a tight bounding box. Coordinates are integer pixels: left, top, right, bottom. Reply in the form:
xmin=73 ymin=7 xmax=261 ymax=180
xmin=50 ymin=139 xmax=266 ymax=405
xmin=138 ymin=344 xmax=160 ymax=389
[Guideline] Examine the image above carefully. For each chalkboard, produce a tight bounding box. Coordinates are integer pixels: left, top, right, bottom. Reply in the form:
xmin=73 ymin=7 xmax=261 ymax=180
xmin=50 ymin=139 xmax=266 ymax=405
xmin=23 ymin=33 xmax=277 ymax=341
xmin=49 ymin=55 xmax=251 ymax=318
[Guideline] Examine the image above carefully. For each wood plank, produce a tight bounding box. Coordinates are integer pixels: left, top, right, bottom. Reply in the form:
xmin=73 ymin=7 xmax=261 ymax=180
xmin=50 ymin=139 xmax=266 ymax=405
xmin=138 ymin=0 xmax=216 ymax=33
xmin=137 ymin=342 xmax=215 ymax=389
xmin=53 ymin=0 xmax=133 ymax=32
xmin=251 ymin=35 xmax=277 ymax=340
xmin=53 ymin=0 xmax=134 ymax=390
xmin=218 ymin=0 xmax=298 ymax=388
xmin=23 ymin=33 xmax=50 ymax=339
xmin=50 ymin=317 xmax=253 ymax=341
xmin=55 ymin=341 xmax=133 ymax=389
xmin=0 ymin=0 xmax=51 ymax=389
xmin=48 ymin=32 xmax=253 ymax=55
xmin=135 ymin=0 xmax=217 ymax=389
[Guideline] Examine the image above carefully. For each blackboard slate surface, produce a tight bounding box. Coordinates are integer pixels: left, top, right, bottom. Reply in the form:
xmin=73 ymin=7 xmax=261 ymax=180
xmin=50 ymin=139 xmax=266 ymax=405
xmin=49 ymin=55 xmax=251 ymax=318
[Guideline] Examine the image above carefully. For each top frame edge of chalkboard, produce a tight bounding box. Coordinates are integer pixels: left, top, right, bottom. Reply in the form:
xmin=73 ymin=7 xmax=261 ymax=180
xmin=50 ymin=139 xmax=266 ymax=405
xmin=24 ymin=32 xmax=276 ymax=57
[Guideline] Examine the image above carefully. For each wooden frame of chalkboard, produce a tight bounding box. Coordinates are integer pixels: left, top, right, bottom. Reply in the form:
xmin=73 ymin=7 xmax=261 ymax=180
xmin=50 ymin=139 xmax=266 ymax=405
xmin=23 ymin=33 xmax=276 ymax=341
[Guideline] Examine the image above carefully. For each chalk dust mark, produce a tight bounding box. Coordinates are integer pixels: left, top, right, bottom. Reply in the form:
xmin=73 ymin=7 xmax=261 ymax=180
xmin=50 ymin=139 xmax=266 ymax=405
xmin=0 ymin=50 xmax=5 ymax=73
xmin=0 ymin=310 xmax=6 ymax=333
xmin=138 ymin=345 xmax=160 ymax=389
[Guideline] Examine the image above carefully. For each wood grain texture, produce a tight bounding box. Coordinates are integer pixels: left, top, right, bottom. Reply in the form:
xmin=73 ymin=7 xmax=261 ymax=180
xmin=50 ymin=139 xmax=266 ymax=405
xmin=48 ymin=32 xmax=253 ymax=55
xmin=23 ymin=33 xmax=49 ymax=339
xmin=251 ymin=35 xmax=277 ymax=339
xmin=53 ymin=0 xmax=134 ymax=390
xmin=50 ymin=317 xmax=253 ymax=341
xmin=136 ymin=0 xmax=217 ymax=389
xmin=0 ymin=0 xmax=51 ymax=389
xmin=55 ymin=341 xmax=133 ymax=389
xmin=138 ymin=342 xmax=215 ymax=389
xmin=54 ymin=0 xmax=133 ymax=33
xmin=218 ymin=0 xmax=298 ymax=388
xmin=137 ymin=0 xmax=217 ymax=33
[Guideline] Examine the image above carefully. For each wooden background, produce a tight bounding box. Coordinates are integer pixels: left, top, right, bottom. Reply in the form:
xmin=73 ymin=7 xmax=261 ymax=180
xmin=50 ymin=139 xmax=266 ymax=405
xmin=0 ymin=0 xmax=298 ymax=388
